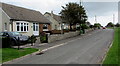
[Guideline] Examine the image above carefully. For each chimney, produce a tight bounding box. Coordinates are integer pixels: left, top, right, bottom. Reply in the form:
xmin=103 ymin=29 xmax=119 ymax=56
xmin=51 ymin=11 xmax=54 ymax=17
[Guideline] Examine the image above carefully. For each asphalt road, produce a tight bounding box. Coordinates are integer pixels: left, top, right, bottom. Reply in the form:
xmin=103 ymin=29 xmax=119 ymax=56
xmin=7 ymin=29 xmax=114 ymax=64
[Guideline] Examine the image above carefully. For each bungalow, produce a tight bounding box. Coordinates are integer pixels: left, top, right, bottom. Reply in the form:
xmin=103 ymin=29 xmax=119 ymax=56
xmin=0 ymin=2 xmax=51 ymax=36
xmin=44 ymin=11 xmax=69 ymax=30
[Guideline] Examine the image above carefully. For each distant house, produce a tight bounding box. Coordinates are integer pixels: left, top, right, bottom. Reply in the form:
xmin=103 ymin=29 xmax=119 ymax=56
xmin=0 ymin=2 xmax=51 ymax=36
xmin=44 ymin=11 xmax=69 ymax=30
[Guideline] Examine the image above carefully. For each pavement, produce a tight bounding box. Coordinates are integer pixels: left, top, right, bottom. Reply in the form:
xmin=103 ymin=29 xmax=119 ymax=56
xmin=3 ymin=29 xmax=114 ymax=64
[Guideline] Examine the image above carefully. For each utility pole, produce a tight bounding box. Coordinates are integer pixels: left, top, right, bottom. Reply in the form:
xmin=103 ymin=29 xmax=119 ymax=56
xmin=113 ymin=14 xmax=115 ymax=29
xmin=95 ymin=15 xmax=97 ymax=23
xmin=80 ymin=0 xmax=82 ymax=6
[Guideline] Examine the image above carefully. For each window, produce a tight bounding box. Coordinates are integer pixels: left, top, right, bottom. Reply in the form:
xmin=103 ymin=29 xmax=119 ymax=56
xmin=55 ymin=25 xmax=57 ymax=30
xmin=36 ymin=24 xmax=38 ymax=31
xmin=33 ymin=23 xmax=36 ymax=31
xmin=43 ymin=24 xmax=48 ymax=29
xmin=16 ymin=23 xmax=20 ymax=31
xmin=27 ymin=23 xmax=28 ymax=31
xmin=33 ymin=23 xmax=39 ymax=31
xmin=16 ymin=22 xmax=28 ymax=32
xmin=21 ymin=23 xmax=23 ymax=31
xmin=4 ymin=23 xmax=7 ymax=31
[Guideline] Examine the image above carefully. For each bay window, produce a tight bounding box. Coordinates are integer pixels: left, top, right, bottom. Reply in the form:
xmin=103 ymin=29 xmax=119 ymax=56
xmin=21 ymin=23 xmax=23 ymax=31
xmin=16 ymin=22 xmax=28 ymax=32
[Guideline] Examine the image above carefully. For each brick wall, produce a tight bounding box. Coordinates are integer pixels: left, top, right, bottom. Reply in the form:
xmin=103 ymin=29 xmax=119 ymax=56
xmin=39 ymin=24 xmax=52 ymax=33
xmin=39 ymin=24 xmax=43 ymax=33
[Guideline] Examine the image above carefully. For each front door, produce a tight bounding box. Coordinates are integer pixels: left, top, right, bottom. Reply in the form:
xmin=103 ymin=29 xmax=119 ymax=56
xmin=33 ymin=23 xmax=39 ymax=36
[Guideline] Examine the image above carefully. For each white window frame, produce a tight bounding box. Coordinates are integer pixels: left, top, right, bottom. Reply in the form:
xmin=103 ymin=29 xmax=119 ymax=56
xmin=16 ymin=21 xmax=29 ymax=32
xmin=43 ymin=24 xmax=48 ymax=31
xmin=4 ymin=23 xmax=7 ymax=31
xmin=33 ymin=23 xmax=39 ymax=31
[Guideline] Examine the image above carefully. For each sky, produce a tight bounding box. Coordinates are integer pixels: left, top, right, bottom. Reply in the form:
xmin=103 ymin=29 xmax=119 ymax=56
xmin=1 ymin=0 xmax=119 ymax=26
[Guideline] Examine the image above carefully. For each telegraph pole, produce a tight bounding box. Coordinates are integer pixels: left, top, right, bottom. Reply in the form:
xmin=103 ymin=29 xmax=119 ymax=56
xmin=95 ymin=15 xmax=97 ymax=23
xmin=80 ymin=0 xmax=82 ymax=6
xmin=113 ymin=14 xmax=115 ymax=29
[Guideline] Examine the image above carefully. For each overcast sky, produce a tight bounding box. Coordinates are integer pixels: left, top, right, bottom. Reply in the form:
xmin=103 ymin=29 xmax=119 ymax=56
xmin=1 ymin=0 xmax=119 ymax=26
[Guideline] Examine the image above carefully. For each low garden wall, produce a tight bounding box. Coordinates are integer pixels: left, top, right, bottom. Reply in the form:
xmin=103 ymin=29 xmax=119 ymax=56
xmin=48 ymin=29 xmax=94 ymax=43
xmin=48 ymin=31 xmax=80 ymax=43
xmin=85 ymin=29 xmax=94 ymax=33
xmin=35 ymin=29 xmax=94 ymax=44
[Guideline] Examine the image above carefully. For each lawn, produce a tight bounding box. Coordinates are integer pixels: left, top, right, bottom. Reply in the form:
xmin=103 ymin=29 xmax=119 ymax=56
xmin=103 ymin=27 xmax=119 ymax=64
xmin=0 ymin=48 xmax=38 ymax=63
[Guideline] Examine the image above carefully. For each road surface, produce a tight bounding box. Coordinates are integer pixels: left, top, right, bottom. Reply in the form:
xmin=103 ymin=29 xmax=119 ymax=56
xmin=6 ymin=29 xmax=114 ymax=64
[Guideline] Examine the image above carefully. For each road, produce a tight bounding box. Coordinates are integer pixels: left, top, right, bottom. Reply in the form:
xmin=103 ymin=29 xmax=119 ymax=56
xmin=7 ymin=29 xmax=114 ymax=64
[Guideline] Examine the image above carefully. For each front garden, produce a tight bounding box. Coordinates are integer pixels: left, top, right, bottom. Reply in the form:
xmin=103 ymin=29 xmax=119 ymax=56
xmin=0 ymin=48 xmax=38 ymax=63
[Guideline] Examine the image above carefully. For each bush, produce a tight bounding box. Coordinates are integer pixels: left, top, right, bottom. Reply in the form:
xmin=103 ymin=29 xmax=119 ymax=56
xmin=76 ymin=27 xmax=80 ymax=30
xmin=81 ymin=24 xmax=89 ymax=29
xmin=28 ymin=35 xmax=37 ymax=45
xmin=40 ymin=32 xmax=48 ymax=43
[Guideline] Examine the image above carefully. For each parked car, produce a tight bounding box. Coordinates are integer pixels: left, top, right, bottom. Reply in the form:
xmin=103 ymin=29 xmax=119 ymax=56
xmin=0 ymin=32 xmax=29 ymax=46
xmin=102 ymin=27 xmax=106 ymax=29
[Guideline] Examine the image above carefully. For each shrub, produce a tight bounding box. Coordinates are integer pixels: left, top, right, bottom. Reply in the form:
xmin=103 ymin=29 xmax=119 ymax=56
xmin=40 ymin=32 xmax=47 ymax=43
xmin=28 ymin=35 xmax=37 ymax=46
xmin=81 ymin=24 xmax=89 ymax=29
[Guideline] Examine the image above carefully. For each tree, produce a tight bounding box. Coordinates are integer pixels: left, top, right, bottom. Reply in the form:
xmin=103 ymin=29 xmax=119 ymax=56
xmin=115 ymin=23 xmax=120 ymax=27
xmin=106 ymin=22 xmax=114 ymax=27
xmin=60 ymin=2 xmax=87 ymax=31
xmin=94 ymin=23 xmax=101 ymax=29
xmin=90 ymin=25 xmax=94 ymax=29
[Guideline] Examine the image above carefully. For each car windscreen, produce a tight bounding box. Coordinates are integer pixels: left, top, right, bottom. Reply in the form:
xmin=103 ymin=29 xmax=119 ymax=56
xmin=0 ymin=32 xmax=4 ymax=36
xmin=9 ymin=32 xmax=20 ymax=36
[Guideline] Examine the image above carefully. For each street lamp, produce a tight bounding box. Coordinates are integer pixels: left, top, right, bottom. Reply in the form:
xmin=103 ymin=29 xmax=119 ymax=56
xmin=61 ymin=23 xmax=64 ymax=34
xmin=113 ymin=14 xmax=115 ymax=29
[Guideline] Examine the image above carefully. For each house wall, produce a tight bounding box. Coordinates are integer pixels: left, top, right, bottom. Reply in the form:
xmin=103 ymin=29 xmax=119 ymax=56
xmin=0 ymin=8 xmax=10 ymax=32
xmin=0 ymin=8 xmax=2 ymax=32
xmin=48 ymin=24 xmax=52 ymax=31
xmin=44 ymin=14 xmax=60 ymax=30
xmin=39 ymin=24 xmax=43 ymax=33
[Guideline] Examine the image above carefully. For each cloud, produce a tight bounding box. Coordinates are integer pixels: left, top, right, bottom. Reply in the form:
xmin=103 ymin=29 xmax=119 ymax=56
xmin=83 ymin=2 xmax=118 ymax=17
xmin=88 ymin=11 xmax=118 ymax=26
xmin=1 ymin=0 xmax=119 ymax=26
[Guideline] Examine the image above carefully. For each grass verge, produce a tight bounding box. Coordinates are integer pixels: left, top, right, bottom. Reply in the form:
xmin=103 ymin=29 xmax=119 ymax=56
xmin=0 ymin=48 xmax=38 ymax=63
xmin=103 ymin=27 xmax=119 ymax=64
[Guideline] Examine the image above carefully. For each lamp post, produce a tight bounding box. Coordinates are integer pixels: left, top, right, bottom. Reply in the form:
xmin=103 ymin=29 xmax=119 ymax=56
xmin=113 ymin=14 xmax=115 ymax=29
xmin=61 ymin=23 xmax=64 ymax=34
